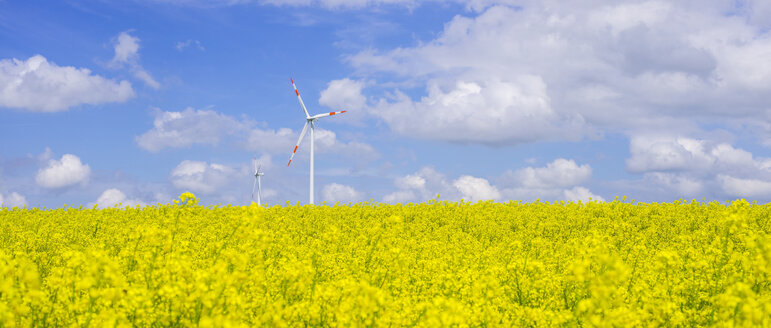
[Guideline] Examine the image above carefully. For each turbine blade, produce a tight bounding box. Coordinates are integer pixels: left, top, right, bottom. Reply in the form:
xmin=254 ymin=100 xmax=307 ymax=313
xmin=310 ymin=110 xmax=347 ymax=119
xmin=253 ymin=156 xmax=257 ymax=173
xmin=291 ymin=78 xmax=311 ymax=119
xmin=287 ymin=121 xmax=310 ymax=166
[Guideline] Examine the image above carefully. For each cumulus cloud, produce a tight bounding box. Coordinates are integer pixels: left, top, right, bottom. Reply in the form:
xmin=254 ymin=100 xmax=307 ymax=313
xmin=321 ymin=183 xmax=363 ymax=203
xmin=382 ymin=160 xmax=599 ymax=204
xmin=319 ymin=78 xmax=366 ymax=111
xmin=246 ymin=126 xmax=297 ymax=154
xmin=0 ymin=55 xmax=134 ymax=112
xmin=309 ymin=129 xmax=379 ymax=162
xmin=136 ymin=108 xmax=248 ymax=152
xmin=343 ymin=2 xmax=771 ymax=145
xmin=507 ymin=158 xmax=592 ymax=189
xmin=110 ymin=31 xmax=160 ymax=89
xmin=643 ymin=172 xmax=704 ymax=196
xmin=627 ymin=136 xmax=759 ymax=173
xmin=111 ymin=32 xmax=140 ymax=65
xmin=169 ymin=160 xmax=240 ymax=194
xmin=136 ymin=107 xmax=378 ymax=162
xmin=563 ymin=187 xmax=605 ymax=202
xmin=92 ymin=188 xmax=147 ymax=208
xmin=35 ymin=154 xmax=91 ymax=189
xmin=625 ymin=135 xmax=771 ymax=200
xmin=453 ymin=175 xmax=500 ymax=202
xmin=372 ymin=78 xmax=586 ymax=145
xmin=246 ymin=121 xmax=380 ymax=164
xmin=0 ymin=192 xmax=27 ymax=208
xmin=382 ymin=167 xmax=453 ymax=203
xmin=719 ymin=175 xmax=771 ymax=199
xmin=394 ymin=173 xmax=425 ymax=190
xmin=497 ymin=159 xmax=600 ymax=202
xmin=382 ymin=190 xmax=416 ymax=204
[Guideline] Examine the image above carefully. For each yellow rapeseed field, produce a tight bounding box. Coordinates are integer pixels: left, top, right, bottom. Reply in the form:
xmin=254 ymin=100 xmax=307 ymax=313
xmin=0 ymin=193 xmax=769 ymax=327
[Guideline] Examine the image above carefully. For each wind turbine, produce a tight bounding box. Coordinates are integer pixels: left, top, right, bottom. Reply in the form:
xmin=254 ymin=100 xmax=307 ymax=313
xmin=252 ymin=156 xmax=264 ymax=206
xmin=287 ymin=78 xmax=346 ymax=205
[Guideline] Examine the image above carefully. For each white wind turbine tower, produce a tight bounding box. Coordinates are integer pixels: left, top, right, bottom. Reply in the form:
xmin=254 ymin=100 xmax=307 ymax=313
xmin=252 ymin=156 xmax=264 ymax=206
xmin=287 ymin=78 xmax=347 ymax=205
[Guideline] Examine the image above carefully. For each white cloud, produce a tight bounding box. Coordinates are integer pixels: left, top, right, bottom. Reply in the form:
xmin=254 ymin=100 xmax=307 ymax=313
xmin=626 ymin=136 xmax=760 ymax=173
xmin=112 ymin=32 xmax=139 ymax=64
xmin=175 ymin=39 xmax=205 ymax=51
xmin=644 ymin=172 xmax=704 ymax=196
xmin=246 ymin=123 xmax=379 ymax=163
xmin=383 ymin=160 xmax=599 ymax=203
xmin=626 ymin=136 xmax=767 ymax=173
xmin=394 ymin=173 xmax=425 ymax=190
xmin=37 ymin=147 xmax=53 ymax=161
xmin=382 ymin=166 xmax=455 ymax=203
xmin=344 ymin=2 xmax=771 ymax=145
xmin=136 ymin=108 xmax=247 ymax=152
xmin=0 ymin=192 xmax=27 ymax=208
xmin=136 ymin=107 xmax=378 ymax=162
xmin=453 ymin=175 xmax=500 ymax=202
xmin=626 ymin=135 xmax=771 ymax=200
xmin=319 ymin=78 xmax=366 ymax=111
xmin=92 ymin=188 xmax=147 ymax=208
xmin=169 ymin=160 xmax=240 ymax=194
xmin=321 ymin=183 xmax=363 ymax=203
xmin=563 ymin=187 xmax=605 ymax=202
xmin=132 ymin=69 xmax=160 ymax=89
xmin=719 ymin=175 xmax=771 ymax=199
xmin=246 ymin=126 xmax=297 ymax=154
xmin=111 ymin=31 xmax=160 ymax=89
xmin=0 ymin=55 xmax=134 ymax=112
xmin=504 ymin=158 xmax=592 ymax=189
xmin=627 ymin=136 xmax=698 ymax=172
xmin=497 ymin=159 xmax=600 ymax=202
xmin=371 ymin=78 xmax=586 ymax=145
xmin=382 ymin=190 xmax=416 ymax=204
xmin=308 ymin=129 xmax=378 ymax=160
xmin=35 ymin=154 xmax=91 ymax=189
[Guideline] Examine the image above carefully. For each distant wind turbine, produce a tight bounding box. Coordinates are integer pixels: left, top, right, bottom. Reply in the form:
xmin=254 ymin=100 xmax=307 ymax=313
xmin=287 ymin=78 xmax=346 ymax=205
xmin=252 ymin=156 xmax=264 ymax=206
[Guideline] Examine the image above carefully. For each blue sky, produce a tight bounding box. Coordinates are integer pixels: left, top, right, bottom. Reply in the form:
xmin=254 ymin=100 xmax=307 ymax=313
xmin=2 ymin=0 xmax=771 ymax=208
